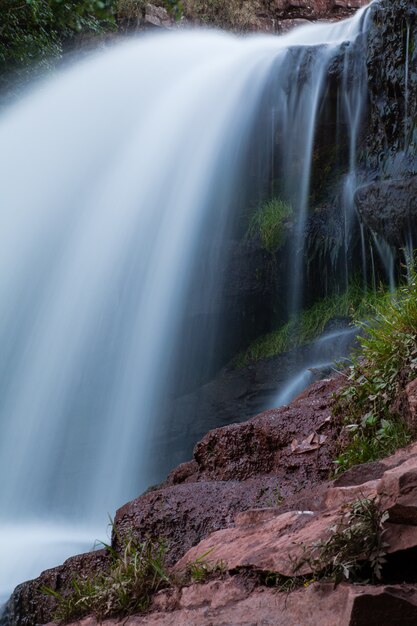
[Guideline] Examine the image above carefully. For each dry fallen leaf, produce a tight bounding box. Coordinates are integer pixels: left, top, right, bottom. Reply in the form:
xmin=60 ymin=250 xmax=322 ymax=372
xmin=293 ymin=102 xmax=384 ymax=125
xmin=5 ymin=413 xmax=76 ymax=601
xmin=290 ymin=432 xmax=327 ymax=454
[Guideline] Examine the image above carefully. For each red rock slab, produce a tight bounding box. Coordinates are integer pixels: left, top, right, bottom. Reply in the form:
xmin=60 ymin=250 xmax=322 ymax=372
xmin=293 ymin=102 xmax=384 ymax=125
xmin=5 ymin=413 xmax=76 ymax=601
xmin=45 ymin=582 xmax=417 ymax=626
xmin=175 ymin=509 xmax=341 ymax=577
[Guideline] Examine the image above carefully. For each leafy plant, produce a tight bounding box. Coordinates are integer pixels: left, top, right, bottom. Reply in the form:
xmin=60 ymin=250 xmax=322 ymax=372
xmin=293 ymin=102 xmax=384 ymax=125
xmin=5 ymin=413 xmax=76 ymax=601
xmin=247 ymin=197 xmax=293 ymax=253
xmin=43 ymin=536 xmax=171 ymax=622
xmin=334 ymin=269 xmax=417 ymax=472
xmin=294 ymin=498 xmax=389 ymax=584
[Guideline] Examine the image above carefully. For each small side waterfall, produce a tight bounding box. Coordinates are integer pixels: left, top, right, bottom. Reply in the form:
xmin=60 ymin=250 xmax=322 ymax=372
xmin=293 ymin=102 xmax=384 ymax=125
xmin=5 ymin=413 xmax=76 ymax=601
xmin=0 ymin=6 xmax=374 ymax=600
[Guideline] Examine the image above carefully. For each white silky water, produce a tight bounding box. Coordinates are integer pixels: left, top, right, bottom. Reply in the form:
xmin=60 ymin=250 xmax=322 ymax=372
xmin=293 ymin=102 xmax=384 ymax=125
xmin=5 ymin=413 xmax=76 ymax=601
xmin=0 ymin=7 xmax=372 ymax=602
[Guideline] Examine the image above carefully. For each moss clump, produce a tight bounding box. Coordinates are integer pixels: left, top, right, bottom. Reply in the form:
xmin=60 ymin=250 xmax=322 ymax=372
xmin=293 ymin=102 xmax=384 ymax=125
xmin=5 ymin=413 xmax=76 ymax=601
xmin=237 ymin=284 xmax=390 ymax=366
xmin=247 ymin=197 xmax=293 ymax=253
xmin=334 ymin=273 xmax=417 ymax=473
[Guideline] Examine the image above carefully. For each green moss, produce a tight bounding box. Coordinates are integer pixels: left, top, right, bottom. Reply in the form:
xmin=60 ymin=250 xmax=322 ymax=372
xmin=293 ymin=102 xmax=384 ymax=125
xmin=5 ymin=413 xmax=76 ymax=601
xmin=334 ymin=272 xmax=417 ymax=473
xmin=237 ymin=283 xmax=390 ymax=367
xmin=247 ymin=197 xmax=293 ymax=253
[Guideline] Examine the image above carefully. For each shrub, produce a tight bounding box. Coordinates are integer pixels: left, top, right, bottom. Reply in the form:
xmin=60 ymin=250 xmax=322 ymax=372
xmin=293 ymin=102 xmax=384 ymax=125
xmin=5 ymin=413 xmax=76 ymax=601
xmin=334 ymin=271 xmax=417 ymax=472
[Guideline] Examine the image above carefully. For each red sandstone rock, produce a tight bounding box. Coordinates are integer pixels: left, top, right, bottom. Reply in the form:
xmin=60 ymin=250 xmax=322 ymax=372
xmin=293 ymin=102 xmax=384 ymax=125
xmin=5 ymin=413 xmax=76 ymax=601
xmin=45 ymin=582 xmax=417 ymax=626
xmin=8 ymin=382 xmax=417 ymax=626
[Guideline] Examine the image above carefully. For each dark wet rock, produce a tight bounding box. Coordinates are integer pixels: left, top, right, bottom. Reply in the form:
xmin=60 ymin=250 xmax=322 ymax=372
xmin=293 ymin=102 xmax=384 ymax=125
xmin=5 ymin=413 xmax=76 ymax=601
xmin=154 ymin=318 xmax=357 ymax=478
xmin=114 ymin=479 xmax=289 ymax=565
xmin=192 ymin=375 xmax=342 ymax=482
xmin=355 ymin=177 xmax=417 ymax=245
xmin=1 ymin=551 xmax=109 ymax=626
xmin=365 ymin=0 xmax=417 ymax=175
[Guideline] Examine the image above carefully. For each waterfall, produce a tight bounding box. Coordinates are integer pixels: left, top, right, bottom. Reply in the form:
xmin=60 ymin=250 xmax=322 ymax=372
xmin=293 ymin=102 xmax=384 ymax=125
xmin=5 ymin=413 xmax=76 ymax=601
xmin=0 ymin=6 xmax=373 ymax=600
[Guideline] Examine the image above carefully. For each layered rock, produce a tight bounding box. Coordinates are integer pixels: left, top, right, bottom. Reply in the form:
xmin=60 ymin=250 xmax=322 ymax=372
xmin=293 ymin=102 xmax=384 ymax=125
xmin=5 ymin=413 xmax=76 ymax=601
xmin=44 ymin=583 xmax=417 ymax=626
xmin=5 ymin=371 xmax=417 ymax=626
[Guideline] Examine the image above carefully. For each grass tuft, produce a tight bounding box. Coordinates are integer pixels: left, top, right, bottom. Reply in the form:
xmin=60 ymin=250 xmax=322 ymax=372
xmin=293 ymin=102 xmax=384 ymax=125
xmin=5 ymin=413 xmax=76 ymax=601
xmin=247 ymin=197 xmax=293 ymax=253
xmin=43 ymin=537 xmax=171 ymax=623
xmin=237 ymin=283 xmax=390 ymax=366
xmin=333 ymin=269 xmax=417 ymax=473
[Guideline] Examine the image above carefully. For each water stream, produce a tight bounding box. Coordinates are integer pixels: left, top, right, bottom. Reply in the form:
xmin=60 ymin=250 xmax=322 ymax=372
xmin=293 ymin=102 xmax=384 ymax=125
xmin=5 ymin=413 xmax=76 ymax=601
xmin=0 ymin=6 xmax=373 ymax=601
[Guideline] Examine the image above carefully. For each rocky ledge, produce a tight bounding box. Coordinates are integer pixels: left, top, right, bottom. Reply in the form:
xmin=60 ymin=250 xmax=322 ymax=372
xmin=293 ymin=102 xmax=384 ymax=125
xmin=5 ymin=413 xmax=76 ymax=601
xmin=116 ymin=0 xmax=370 ymax=34
xmin=4 ymin=372 xmax=417 ymax=625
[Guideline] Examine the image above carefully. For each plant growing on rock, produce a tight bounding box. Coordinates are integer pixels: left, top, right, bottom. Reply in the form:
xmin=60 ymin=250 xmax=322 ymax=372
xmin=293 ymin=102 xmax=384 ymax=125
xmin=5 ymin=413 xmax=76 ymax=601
xmin=185 ymin=548 xmax=226 ymax=583
xmin=294 ymin=498 xmax=389 ymax=584
xmin=43 ymin=537 xmax=171 ymax=622
xmin=264 ymin=498 xmax=389 ymax=591
xmin=237 ymin=282 xmax=389 ymax=365
xmin=247 ymin=197 xmax=293 ymax=254
xmin=334 ymin=271 xmax=417 ymax=472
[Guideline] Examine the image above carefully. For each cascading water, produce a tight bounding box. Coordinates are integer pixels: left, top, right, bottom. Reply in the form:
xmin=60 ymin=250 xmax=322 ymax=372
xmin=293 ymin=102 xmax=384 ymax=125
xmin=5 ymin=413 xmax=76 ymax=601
xmin=0 ymin=6 xmax=374 ymax=603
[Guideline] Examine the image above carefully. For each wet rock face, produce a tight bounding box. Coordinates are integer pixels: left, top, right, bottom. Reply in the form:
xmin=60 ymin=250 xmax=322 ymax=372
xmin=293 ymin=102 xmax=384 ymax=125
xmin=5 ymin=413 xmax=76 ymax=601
xmin=355 ymin=176 xmax=417 ymax=244
xmin=365 ymin=0 xmax=417 ymax=175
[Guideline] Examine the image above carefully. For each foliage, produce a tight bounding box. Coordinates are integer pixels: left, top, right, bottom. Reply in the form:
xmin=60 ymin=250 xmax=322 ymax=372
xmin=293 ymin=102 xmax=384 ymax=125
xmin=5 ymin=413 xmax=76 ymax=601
xmin=335 ymin=419 xmax=411 ymax=473
xmin=294 ymin=498 xmax=389 ymax=584
xmin=247 ymin=197 xmax=293 ymax=253
xmin=43 ymin=537 xmax=171 ymax=622
xmin=263 ymin=499 xmax=389 ymax=593
xmin=237 ymin=283 xmax=390 ymax=366
xmin=0 ymin=0 xmax=115 ymax=94
xmin=334 ymin=271 xmax=417 ymax=472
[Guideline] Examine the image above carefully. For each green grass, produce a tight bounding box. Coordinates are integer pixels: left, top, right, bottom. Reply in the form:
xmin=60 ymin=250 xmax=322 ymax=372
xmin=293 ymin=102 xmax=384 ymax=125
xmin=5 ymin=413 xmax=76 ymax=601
xmin=334 ymin=272 xmax=417 ymax=473
xmin=43 ymin=537 xmax=171 ymax=622
xmin=237 ymin=283 xmax=390 ymax=367
xmin=185 ymin=549 xmax=225 ymax=583
xmin=247 ymin=197 xmax=293 ymax=253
